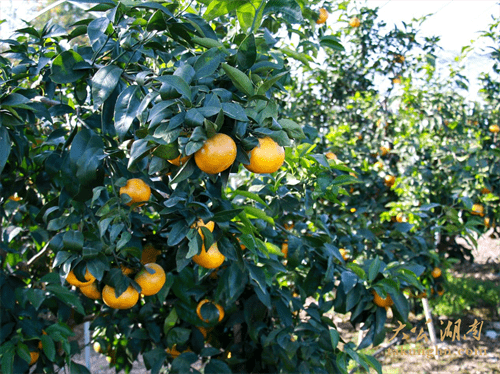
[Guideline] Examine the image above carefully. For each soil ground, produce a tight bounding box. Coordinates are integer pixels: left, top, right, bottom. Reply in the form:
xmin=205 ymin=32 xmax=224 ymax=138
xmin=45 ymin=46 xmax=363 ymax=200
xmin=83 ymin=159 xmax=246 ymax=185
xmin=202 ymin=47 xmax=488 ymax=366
xmin=44 ymin=232 xmax=499 ymax=374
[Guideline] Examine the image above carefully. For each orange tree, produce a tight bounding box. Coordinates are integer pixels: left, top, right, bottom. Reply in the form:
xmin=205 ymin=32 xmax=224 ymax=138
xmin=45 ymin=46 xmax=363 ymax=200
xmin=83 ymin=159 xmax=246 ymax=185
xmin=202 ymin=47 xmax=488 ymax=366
xmin=0 ymin=1 xmax=392 ymax=374
xmin=283 ymin=1 xmax=500 ymax=314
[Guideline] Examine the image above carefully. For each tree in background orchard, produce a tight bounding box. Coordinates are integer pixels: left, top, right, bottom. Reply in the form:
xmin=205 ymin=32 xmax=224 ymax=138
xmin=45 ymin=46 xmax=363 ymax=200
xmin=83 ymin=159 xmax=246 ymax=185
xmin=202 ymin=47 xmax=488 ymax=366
xmin=283 ymin=0 xmax=500 ymax=317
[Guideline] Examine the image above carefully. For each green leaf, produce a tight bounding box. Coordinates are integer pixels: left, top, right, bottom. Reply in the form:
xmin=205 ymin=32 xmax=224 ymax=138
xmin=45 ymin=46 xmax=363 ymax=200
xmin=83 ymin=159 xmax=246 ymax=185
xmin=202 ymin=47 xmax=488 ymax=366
xmin=50 ymin=50 xmax=86 ymax=84
xmin=204 ymin=0 xmax=246 ymax=20
xmin=265 ymin=242 xmax=283 ymax=256
xmin=91 ymin=65 xmax=123 ymax=107
xmin=257 ymin=72 xmax=288 ymax=96
xmin=41 ymin=334 xmax=56 ymax=361
xmin=330 ymin=329 xmax=340 ymax=350
xmin=205 ymin=359 xmax=232 ymax=374
xmin=63 ymin=231 xmax=84 ymax=251
xmin=157 ymin=75 xmax=192 ymax=100
xmin=368 ymin=257 xmax=381 ymax=282
xmin=87 ymin=17 xmax=111 ymax=52
xmin=69 ymin=361 xmax=91 ymax=374
xmin=0 ymin=127 xmax=11 ymax=175
xmin=236 ymin=33 xmax=257 ymax=70
xmin=278 ymin=118 xmax=305 ymax=140
xmin=231 ymin=189 xmax=269 ymax=207
xmin=45 ymin=284 xmax=85 ymax=315
xmin=347 ymin=263 xmax=366 ymax=279
xmin=163 ymin=307 xmax=179 ymax=336
xmin=194 ymin=48 xmax=227 ymax=80
xmin=114 ymin=85 xmax=141 ymax=140
xmin=330 ymin=175 xmax=359 ymax=187
xmin=394 ymin=222 xmax=414 ymax=233
xmin=221 ymin=103 xmax=249 ymax=121
xmin=128 ymin=139 xmax=153 ymax=169
xmin=360 ymin=353 xmax=382 ymax=374
xmin=264 ymin=0 xmax=303 ymax=23
xmin=167 ymin=221 xmax=190 ymax=246
xmin=280 ymin=47 xmax=312 ymax=66
xmin=341 ymin=271 xmax=358 ymax=293
xmin=1 ymin=93 xmax=31 ymax=107
xmin=320 ymin=36 xmax=344 ymax=51
xmin=243 ymin=206 xmax=274 ymax=225
xmin=25 ymin=288 xmax=46 ymax=310
xmin=1 ymin=342 xmax=15 ymax=374
xmin=191 ymin=36 xmax=225 ymax=50
xmin=221 ymin=63 xmax=255 ymax=96
xmin=213 ymin=209 xmax=243 ymax=222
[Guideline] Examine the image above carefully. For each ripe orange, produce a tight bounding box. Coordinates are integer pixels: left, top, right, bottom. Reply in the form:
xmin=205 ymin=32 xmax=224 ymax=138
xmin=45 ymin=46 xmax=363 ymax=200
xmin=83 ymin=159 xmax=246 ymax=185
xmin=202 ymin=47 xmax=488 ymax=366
xmin=489 ymin=124 xmax=500 ymax=133
xmin=134 ymin=263 xmax=166 ymax=296
xmin=325 ymin=152 xmax=337 ymax=160
xmin=471 ymin=203 xmax=484 ymax=216
xmin=168 ymin=154 xmax=190 ymax=166
xmin=192 ymin=219 xmax=215 ymax=239
xmin=244 ymin=137 xmax=285 ymax=174
xmin=196 ymin=299 xmax=224 ymax=323
xmin=481 ymin=187 xmax=491 ymax=194
xmin=102 ymin=285 xmax=139 ymax=309
xmin=384 ymin=175 xmax=396 ymax=187
xmin=371 ymin=290 xmax=393 ymax=308
xmin=141 ymin=244 xmax=160 ymax=264
xmin=415 ymin=291 xmax=427 ymax=299
xmin=437 ymin=286 xmax=445 ymax=296
xmin=379 ymin=146 xmax=389 ymax=156
xmin=356 ymin=132 xmax=363 ymax=140
xmin=119 ymin=178 xmax=151 ymax=206
xmin=237 ymin=238 xmax=246 ymax=250
xmin=66 ymin=268 xmax=96 ymax=287
xmin=281 ymin=242 xmax=288 ymax=258
xmin=93 ymin=342 xmax=108 ymax=354
xmin=166 ymin=345 xmax=182 ymax=358
xmin=29 ymin=351 xmax=39 ymax=366
xmin=339 ymin=248 xmax=349 ymax=261
xmin=396 ymin=213 xmax=406 ymax=223
xmin=194 ymin=133 xmax=237 ymax=174
xmin=120 ymin=265 xmax=134 ymax=276
xmin=316 ymin=8 xmax=328 ymax=24
xmin=392 ymin=77 xmax=401 ymax=84
xmin=197 ymin=326 xmax=210 ymax=339
xmin=38 ymin=331 xmax=47 ymax=350
xmin=484 ymin=217 xmax=494 ymax=228
xmin=394 ymin=54 xmax=405 ymax=64
xmin=349 ymin=17 xmax=360 ymax=27
xmin=374 ymin=161 xmax=383 ymax=170
xmin=192 ymin=243 xmax=225 ymax=269
xmin=431 ymin=267 xmax=442 ymax=278
xmin=79 ymin=282 xmax=102 ymax=300
xmin=8 ymin=194 xmax=21 ymax=201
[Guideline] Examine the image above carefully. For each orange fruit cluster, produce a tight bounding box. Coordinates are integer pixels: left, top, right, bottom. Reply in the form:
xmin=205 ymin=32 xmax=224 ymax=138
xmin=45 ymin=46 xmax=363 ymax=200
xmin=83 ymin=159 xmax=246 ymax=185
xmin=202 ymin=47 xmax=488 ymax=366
xmin=67 ymin=254 xmax=166 ymax=309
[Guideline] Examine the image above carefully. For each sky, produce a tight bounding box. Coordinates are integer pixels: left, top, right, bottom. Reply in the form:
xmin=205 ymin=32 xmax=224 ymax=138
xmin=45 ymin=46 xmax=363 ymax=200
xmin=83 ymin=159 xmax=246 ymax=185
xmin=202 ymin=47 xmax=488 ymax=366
xmin=0 ymin=0 xmax=499 ymax=100
xmin=366 ymin=0 xmax=499 ymax=100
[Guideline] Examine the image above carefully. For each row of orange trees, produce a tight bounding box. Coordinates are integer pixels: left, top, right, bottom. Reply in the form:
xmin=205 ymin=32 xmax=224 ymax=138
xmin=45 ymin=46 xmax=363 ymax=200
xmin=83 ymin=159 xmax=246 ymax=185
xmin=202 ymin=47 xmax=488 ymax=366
xmin=0 ymin=1 xmax=499 ymax=373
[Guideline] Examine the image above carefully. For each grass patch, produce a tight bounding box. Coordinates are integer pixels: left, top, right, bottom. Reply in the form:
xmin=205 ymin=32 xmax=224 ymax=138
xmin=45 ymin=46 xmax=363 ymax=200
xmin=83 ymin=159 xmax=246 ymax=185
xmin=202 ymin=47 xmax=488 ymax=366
xmin=430 ymin=272 xmax=500 ymax=317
